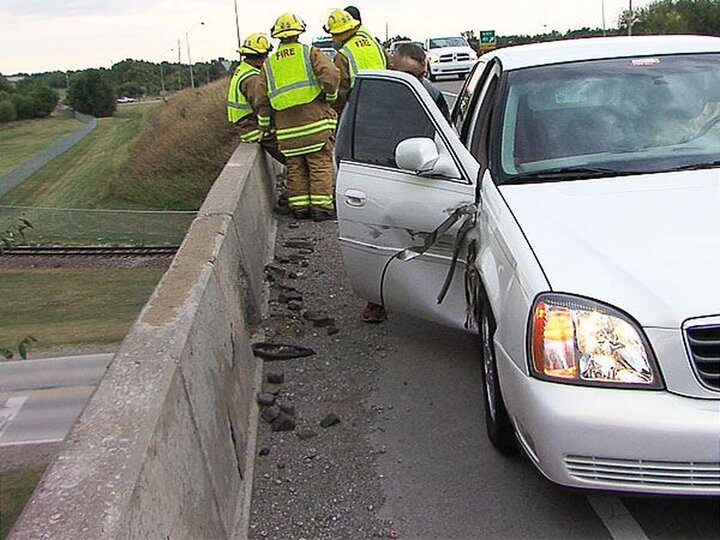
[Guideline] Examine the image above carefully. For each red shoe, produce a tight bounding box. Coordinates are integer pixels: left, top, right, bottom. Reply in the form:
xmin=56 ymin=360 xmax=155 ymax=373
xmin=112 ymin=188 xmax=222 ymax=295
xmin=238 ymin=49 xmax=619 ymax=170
xmin=362 ymin=302 xmax=386 ymax=323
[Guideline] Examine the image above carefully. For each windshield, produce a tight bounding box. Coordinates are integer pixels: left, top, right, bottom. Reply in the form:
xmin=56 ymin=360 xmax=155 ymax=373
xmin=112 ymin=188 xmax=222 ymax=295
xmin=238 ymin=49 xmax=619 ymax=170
xmin=429 ymin=37 xmax=468 ymax=49
xmin=498 ymin=53 xmax=720 ymax=182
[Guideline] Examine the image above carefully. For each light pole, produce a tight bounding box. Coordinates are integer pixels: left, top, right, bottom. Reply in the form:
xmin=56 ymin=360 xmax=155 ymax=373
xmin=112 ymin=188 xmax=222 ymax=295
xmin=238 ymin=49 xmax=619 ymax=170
xmin=159 ymin=48 xmax=173 ymax=99
xmin=233 ymin=0 xmax=242 ymax=55
xmin=186 ymin=21 xmax=205 ymax=89
xmin=628 ymin=0 xmax=634 ymax=36
xmin=601 ymin=0 xmax=607 ymax=37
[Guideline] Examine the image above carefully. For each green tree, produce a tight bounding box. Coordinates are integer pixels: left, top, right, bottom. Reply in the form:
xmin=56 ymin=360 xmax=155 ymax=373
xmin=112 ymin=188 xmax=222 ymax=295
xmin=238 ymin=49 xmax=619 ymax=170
xmin=67 ymin=69 xmax=116 ymax=117
xmin=0 ymin=74 xmax=12 ymax=93
xmin=0 ymin=100 xmax=17 ymax=122
xmin=10 ymin=94 xmax=36 ymax=119
xmin=117 ymin=81 xmax=143 ymax=98
xmin=620 ymin=0 xmax=720 ymax=35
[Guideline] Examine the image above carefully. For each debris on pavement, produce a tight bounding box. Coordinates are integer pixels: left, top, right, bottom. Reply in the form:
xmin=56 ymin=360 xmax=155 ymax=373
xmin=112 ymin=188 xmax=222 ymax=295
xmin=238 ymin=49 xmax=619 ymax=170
xmin=320 ymin=413 xmax=341 ymax=428
xmin=251 ymin=342 xmax=316 ymax=361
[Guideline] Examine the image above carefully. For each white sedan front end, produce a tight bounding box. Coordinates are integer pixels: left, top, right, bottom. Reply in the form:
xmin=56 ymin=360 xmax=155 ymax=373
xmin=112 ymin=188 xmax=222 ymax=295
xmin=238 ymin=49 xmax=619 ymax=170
xmin=500 ymin=353 xmax=720 ymax=495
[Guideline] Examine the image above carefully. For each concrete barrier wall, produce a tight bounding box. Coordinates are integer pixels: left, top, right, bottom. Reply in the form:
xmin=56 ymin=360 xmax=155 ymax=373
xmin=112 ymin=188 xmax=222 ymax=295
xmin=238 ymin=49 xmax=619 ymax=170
xmin=10 ymin=144 xmax=276 ymax=539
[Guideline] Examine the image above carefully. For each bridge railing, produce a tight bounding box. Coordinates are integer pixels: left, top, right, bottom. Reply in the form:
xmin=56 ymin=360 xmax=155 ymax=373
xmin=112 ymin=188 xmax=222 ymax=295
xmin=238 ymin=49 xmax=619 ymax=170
xmin=10 ymin=144 xmax=277 ymax=539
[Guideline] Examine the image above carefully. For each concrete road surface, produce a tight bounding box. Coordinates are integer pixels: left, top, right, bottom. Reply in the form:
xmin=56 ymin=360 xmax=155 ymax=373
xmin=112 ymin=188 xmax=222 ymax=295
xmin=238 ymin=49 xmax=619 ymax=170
xmin=0 ymin=353 xmax=113 ymax=447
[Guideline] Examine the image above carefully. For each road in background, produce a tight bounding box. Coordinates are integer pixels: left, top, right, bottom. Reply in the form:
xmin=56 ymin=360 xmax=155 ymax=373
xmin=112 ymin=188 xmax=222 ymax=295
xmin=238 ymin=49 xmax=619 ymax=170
xmin=0 ymin=353 xmax=113 ymax=446
xmin=436 ymin=78 xmax=464 ymax=109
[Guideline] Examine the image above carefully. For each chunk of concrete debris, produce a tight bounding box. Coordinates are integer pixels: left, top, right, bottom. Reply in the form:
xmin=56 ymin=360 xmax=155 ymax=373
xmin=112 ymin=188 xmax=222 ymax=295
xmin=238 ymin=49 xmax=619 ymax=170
xmin=284 ymin=238 xmax=313 ymax=250
xmin=261 ymin=406 xmax=280 ymax=424
xmin=256 ymin=392 xmax=276 ymax=407
xmin=277 ymin=399 xmax=296 ymax=416
xmin=296 ymin=429 xmax=318 ymax=441
xmin=278 ymin=291 xmax=302 ymax=303
xmin=320 ymin=413 xmax=341 ymax=428
xmin=267 ymin=371 xmax=285 ymax=385
xmin=271 ymin=411 xmax=297 ymax=432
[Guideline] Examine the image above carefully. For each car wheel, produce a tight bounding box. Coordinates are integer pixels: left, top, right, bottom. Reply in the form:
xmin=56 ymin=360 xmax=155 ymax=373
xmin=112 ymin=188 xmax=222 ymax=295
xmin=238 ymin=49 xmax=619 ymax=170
xmin=458 ymin=73 xmax=465 ymax=80
xmin=429 ymin=72 xmax=436 ymax=82
xmin=479 ymin=300 xmax=517 ymax=455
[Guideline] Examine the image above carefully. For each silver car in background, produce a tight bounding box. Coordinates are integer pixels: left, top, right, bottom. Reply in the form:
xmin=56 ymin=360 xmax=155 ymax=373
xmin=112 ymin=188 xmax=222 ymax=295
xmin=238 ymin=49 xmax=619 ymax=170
xmin=335 ymin=36 xmax=720 ymax=496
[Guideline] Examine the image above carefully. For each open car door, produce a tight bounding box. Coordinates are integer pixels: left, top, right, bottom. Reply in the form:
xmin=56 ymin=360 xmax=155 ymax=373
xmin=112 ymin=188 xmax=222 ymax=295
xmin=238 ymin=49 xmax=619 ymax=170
xmin=335 ymin=70 xmax=481 ymax=330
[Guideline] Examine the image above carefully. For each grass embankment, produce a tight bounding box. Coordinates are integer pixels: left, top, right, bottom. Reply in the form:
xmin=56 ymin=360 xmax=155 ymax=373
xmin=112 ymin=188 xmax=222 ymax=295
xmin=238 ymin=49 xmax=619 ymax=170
xmin=0 ymin=117 xmax=83 ymax=177
xmin=1 ymin=106 xmax=156 ymax=209
xmin=1 ymin=79 xmax=236 ymax=211
xmin=112 ymin=79 xmax=237 ymax=209
xmin=0 ymin=467 xmax=46 ymax=539
xmin=0 ymin=268 xmax=165 ymax=349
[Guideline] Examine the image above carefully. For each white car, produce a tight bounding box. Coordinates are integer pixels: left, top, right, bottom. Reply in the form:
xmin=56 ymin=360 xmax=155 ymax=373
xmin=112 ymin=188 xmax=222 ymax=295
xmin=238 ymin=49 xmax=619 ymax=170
xmin=335 ymin=35 xmax=720 ymax=496
xmin=424 ymin=36 xmax=477 ymax=81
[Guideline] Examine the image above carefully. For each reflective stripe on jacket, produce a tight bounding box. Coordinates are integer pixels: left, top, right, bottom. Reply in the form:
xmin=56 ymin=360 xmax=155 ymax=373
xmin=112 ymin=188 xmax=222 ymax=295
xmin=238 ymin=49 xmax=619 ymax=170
xmin=339 ymin=30 xmax=388 ymax=88
xmin=264 ymin=43 xmax=323 ymax=111
xmin=227 ymin=62 xmax=260 ymax=123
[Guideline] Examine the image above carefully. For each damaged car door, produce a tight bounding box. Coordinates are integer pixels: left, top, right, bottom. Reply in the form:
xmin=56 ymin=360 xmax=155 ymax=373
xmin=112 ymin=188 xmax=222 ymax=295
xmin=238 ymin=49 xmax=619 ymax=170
xmin=335 ymin=70 xmax=482 ymax=329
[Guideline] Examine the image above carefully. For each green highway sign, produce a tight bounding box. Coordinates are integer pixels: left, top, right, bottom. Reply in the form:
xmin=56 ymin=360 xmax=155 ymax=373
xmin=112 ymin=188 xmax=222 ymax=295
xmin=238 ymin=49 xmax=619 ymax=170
xmin=480 ymin=30 xmax=496 ymax=44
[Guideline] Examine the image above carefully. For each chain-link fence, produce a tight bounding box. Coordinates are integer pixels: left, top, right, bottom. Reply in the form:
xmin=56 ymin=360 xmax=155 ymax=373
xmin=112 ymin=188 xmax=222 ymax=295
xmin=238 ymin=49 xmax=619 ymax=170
xmin=0 ymin=205 xmax=196 ymax=246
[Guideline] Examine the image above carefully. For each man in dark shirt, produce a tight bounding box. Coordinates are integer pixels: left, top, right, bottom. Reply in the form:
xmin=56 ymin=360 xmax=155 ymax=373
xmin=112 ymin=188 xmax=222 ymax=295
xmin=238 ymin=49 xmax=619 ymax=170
xmin=391 ymin=42 xmax=451 ymax=120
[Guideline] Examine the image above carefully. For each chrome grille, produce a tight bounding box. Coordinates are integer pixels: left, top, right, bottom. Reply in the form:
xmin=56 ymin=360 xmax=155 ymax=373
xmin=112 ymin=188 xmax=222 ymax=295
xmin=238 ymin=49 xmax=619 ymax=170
xmin=439 ymin=54 xmax=453 ymax=63
xmin=456 ymin=53 xmax=471 ymax=61
xmin=686 ymin=324 xmax=720 ymax=390
xmin=565 ymin=456 xmax=720 ymax=491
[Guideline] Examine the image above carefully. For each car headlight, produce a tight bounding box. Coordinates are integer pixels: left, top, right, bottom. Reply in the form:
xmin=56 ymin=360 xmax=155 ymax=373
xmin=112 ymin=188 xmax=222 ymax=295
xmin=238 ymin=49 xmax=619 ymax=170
xmin=528 ymin=293 xmax=662 ymax=389
xmin=469 ymin=51 xmax=477 ymax=61
xmin=428 ymin=54 xmax=439 ymax=64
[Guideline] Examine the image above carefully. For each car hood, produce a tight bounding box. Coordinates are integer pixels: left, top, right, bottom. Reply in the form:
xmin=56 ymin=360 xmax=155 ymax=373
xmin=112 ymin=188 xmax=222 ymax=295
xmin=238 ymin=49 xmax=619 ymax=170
xmin=500 ymin=169 xmax=720 ymax=328
xmin=427 ymin=46 xmax=473 ymax=56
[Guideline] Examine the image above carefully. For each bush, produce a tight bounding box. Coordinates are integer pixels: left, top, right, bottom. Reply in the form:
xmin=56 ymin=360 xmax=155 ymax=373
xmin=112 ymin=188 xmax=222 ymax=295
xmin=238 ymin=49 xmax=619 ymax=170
xmin=10 ymin=94 xmax=36 ymax=119
xmin=67 ymin=69 xmax=116 ymax=117
xmin=0 ymin=100 xmax=16 ymax=122
xmin=28 ymin=85 xmax=58 ymax=117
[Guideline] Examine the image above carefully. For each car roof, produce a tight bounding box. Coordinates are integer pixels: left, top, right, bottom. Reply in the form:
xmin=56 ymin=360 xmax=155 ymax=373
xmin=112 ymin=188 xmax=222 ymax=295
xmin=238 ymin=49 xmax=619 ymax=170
xmin=483 ymin=35 xmax=720 ymax=71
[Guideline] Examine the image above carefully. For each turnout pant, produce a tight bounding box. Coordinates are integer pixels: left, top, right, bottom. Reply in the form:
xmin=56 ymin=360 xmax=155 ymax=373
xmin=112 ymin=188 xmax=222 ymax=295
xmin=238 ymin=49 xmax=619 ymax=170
xmin=286 ymin=142 xmax=335 ymax=211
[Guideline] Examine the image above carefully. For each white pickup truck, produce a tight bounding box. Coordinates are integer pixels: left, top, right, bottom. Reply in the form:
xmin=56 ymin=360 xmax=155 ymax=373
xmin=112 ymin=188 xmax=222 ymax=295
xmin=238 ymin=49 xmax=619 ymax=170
xmin=424 ymin=36 xmax=477 ymax=81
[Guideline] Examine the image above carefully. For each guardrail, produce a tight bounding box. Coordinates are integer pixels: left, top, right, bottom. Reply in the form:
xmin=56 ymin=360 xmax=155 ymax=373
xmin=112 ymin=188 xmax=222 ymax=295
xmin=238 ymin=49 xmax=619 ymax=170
xmin=10 ymin=144 xmax=277 ymax=539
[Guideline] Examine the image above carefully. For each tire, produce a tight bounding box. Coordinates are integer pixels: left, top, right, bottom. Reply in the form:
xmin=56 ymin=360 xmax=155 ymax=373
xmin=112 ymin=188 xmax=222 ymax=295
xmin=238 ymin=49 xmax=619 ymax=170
xmin=429 ymin=72 xmax=436 ymax=82
xmin=479 ymin=300 xmax=518 ymax=455
xmin=458 ymin=73 xmax=465 ymax=80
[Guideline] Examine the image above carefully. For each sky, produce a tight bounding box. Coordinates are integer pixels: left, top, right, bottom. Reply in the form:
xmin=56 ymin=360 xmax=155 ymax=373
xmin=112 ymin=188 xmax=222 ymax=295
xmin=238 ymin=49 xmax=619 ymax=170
xmin=1 ymin=0 xmax=652 ymax=75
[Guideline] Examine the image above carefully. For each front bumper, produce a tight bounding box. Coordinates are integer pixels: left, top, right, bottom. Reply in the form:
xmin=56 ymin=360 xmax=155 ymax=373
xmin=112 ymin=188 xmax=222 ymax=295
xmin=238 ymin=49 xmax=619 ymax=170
xmin=497 ymin=349 xmax=720 ymax=495
xmin=429 ymin=60 xmax=475 ymax=76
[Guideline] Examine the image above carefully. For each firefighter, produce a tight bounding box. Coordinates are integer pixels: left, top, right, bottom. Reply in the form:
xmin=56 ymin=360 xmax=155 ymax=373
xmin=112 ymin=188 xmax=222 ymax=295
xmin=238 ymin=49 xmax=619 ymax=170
xmin=325 ymin=9 xmax=390 ymax=113
xmin=227 ymin=33 xmax=284 ymax=164
xmin=256 ymin=12 xmax=341 ymax=221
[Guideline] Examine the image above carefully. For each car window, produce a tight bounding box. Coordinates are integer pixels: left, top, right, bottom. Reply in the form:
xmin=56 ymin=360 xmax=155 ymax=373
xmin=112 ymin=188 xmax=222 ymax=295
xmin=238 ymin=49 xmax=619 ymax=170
xmin=452 ymin=60 xmax=489 ymax=138
xmin=352 ymin=79 xmax=436 ymax=168
xmin=470 ymin=73 xmax=501 ymax=168
xmin=429 ymin=37 xmax=468 ymax=49
xmin=498 ymin=53 xmax=720 ymax=182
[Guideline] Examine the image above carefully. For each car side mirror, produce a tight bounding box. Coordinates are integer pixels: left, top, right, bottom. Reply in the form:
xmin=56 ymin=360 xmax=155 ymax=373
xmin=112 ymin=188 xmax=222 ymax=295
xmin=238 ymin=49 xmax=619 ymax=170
xmin=395 ymin=137 xmax=460 ymax=179
xmin=396 ymin=137 xmax=439 ymax=173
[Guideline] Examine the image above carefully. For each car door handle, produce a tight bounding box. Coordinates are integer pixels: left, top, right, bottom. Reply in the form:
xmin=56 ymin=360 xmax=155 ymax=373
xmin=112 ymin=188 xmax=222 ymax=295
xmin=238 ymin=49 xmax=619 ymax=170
xmin=344 ymin=189 xmax=367 ymax=207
